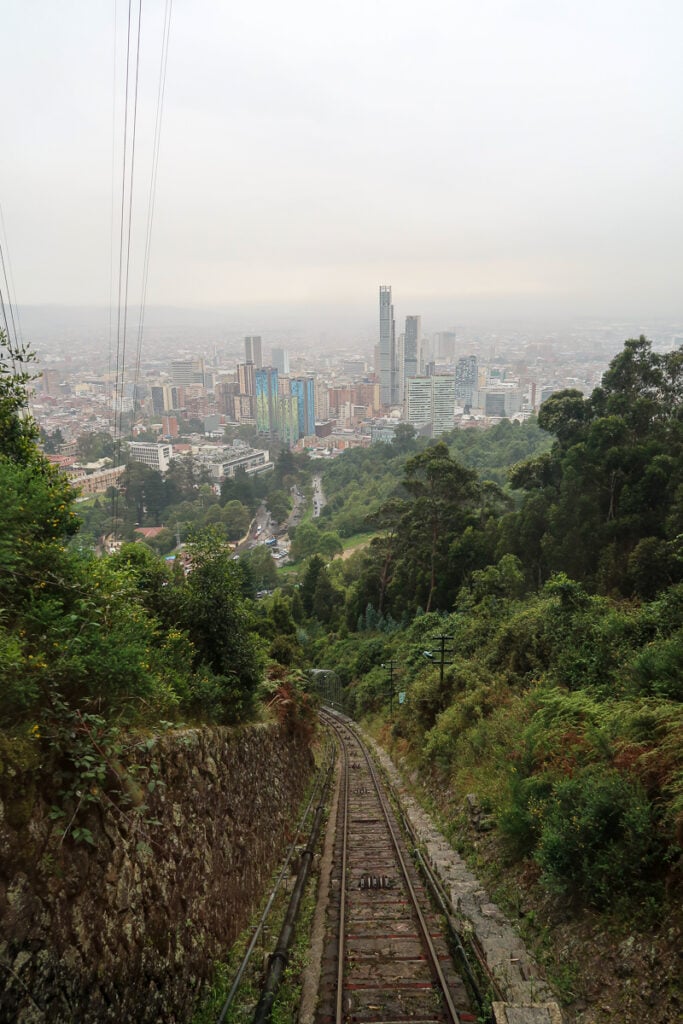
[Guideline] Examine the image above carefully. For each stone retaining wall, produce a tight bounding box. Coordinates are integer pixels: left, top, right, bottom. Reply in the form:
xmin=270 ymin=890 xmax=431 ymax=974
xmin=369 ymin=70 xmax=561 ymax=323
xmin=0 ymin=723 xmax=313 ymax=1023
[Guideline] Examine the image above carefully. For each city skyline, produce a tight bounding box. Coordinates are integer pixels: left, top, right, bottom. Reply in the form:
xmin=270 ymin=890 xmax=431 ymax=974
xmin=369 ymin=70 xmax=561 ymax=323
xmin=2 ymin=1 xmax=683 ymax=322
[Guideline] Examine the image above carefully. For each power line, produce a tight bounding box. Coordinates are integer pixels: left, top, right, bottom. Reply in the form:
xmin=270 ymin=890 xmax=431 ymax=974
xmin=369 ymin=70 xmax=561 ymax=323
xmin=0 ymin=205 xmax=23 ymax=351
xmin=117 ymin=0 xmax=143 ymax=446
xmin=109 ymin=0 xmax=174 ymax=541
xmin=133 ymin=0 xmax=173 ymax=417
xmin=112 ymin=0 xmax=143 ymax=537
xmin=113 ymin=0 xmax=135 ymax=461
xmin=108 ymin=0 xmax=120 ymax=421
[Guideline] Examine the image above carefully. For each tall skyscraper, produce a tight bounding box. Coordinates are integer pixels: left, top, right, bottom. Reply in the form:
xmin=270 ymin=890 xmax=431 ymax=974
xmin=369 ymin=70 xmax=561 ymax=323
xmin=255 ymin=367 xmax=279 ymax=436
xmin=403 ymin=315 xmax=421 ymax=381
xmin=244 ymin=336 xmax=262 ymax=368
xmin=397 ymin=315 xmax=422 ymax=404
xmin=455 ymin=356 xmax=478 ymax=408
xmin=405 ymin=377 xmax=432 ymax=431
xmin=290 ymin=377 xmax=315 ymax=438
xmin=150 ymin=383 xmax=178 ymax=415
xmin=378 ymin=285 xmax=397 ymax=407
xmin=435 ymin=331 xmax=456 ymax=361
xmin=271 ymin=347 xmax=290 ymax=375
xmin=396 ymin=332 xmax=406 ymax=404
xmin=314 ymin=379 xmax=330 ymax=422
xmin=278 ymin=394 xmax=299 ymax=446
xmin=151 ymin=385 xmax=165 ymax=416
xmin=237 ymin=362 xmax=256 ymax=397
xmin=431 ymin=375 xmax=457 ymax=435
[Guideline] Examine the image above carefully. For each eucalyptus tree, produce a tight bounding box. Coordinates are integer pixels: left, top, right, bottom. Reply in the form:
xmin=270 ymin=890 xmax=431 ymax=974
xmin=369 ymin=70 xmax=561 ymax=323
xmin=508 ymin=337 xmax=683 ymax=596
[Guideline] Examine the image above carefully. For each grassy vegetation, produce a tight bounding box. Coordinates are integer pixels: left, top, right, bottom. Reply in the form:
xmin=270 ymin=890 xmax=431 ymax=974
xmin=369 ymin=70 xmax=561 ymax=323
xmin=338 ymin=531 xmax=376 ymax=554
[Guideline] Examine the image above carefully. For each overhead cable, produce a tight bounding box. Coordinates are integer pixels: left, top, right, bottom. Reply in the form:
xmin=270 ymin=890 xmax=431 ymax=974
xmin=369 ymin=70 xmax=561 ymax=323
xmin=133 ymin=0 xmax=173 ymax=413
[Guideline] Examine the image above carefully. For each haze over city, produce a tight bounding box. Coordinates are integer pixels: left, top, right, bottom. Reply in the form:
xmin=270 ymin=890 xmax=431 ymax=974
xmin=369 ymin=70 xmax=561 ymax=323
xmin=2 ymin=0 xmax=683 ymax=344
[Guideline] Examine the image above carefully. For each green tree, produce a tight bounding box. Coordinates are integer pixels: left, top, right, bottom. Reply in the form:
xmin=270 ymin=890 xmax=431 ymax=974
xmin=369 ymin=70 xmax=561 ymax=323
xmin=77 ymin=430 xmax=115 ymax=462
xmin=122 ymin=461 xmax=161 ymax=525
xmin=170 ymin=528 xmax=263 ymax=718
xmin=506 ymin=338 xmax=683 ymax=596
xmin=145 ymin=527 xmax=177 ymax=556
xmin=318 ymin=531 xmax=344 ymax=560
xmin=40 ymin=427 xmax=64 ymax=454
xmin=0 ymin=333 xmax=80 ymax=613
xmin=267 ymin=488 xmax=292 ymax=523
xmin=394 ymin=442 xmax=481 ymax=613
xmin=164 ymin=457 xmax=200 ymax=504
xmin=391 ymin=421 xmax=418 ymax=453
xmin=290 ymin=521 xmax=320 ymax=562
xmin=300 ymin=555 xmax=325 ymax=617
xmin=243 ymin=545 xmax=278 ymax=593
xmin=273 ymin=448 xmax=298 ymax=488
xmin=222 ymin=500 xmax=250 ymax=541
xmin=202 ymin=503 xmax=223 ymax=527
xmin=312 ymin=567 xmax=344 ymax=625
xmin=221 ymin=467 xmax=256 ymax=512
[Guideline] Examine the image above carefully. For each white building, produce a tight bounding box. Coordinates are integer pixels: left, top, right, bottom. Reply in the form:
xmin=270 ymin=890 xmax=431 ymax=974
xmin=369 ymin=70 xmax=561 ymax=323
xmin=474 ymin=387 xmax=523 ymax=418
xmin=405 ymin=375 xmax=456 ymax=437
xmin=431 ymin=375 xmax=457 ymax=435
xmin=194 ymin=442 xmax=273 ymax=482
xmin=127 ymin=442 xmax=173 ymax=472
xmin=405 ymin=377 xmax=433 ymax=432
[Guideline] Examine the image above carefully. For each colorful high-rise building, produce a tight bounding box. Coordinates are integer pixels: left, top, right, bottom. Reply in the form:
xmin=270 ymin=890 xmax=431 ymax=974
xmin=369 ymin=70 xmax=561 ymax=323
xmin=255 ymin=367 xmax=279 ymax=436
xmin=278 ymin=394 xmax=300 ymax=446
xmin=290 ymin=377 xmax=315 ymax=438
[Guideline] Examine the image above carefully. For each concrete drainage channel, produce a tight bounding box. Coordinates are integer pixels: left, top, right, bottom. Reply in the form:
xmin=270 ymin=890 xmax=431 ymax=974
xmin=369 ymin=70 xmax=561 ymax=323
xmin=250 ymin=767 xmax=332 ymax=1024
xmin=193 ymin=748 xmax=333 ymax=1024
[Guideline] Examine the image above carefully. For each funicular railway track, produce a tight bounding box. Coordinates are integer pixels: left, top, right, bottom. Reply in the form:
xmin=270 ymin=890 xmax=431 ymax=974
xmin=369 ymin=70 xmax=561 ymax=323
xmin=317 ymin=710 xmax=476 ymax=1024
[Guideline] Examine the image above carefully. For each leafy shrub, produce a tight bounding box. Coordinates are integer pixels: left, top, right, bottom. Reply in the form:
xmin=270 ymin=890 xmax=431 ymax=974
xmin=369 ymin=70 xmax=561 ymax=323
xmin=344 ymin=666 xmax=389 ymax=719
xmin=628 ymin=630 xmax=683 ymax=700
xmin=499 ymin=772 xmax=554 ymax=858
xmin=534 ymin=765 xmax=661 ymax=906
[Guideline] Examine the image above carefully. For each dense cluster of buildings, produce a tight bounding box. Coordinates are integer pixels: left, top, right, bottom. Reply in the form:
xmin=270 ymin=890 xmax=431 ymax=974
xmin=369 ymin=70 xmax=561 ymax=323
xmin=374 ymin=285 xmax=558 ymax=434
xmin=31 ymin=287 xmax=623 ymax=494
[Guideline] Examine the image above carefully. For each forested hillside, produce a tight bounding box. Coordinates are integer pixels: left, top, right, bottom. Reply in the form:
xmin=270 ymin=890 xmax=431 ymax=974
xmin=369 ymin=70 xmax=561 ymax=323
xmin=281 ymin=339 xmax=682 ymax=924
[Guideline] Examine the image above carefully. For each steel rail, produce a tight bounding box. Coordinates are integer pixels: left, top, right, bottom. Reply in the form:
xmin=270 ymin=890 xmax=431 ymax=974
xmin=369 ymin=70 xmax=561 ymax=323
xmin=365 ymin=742 xmax=492 ymax=1011
xmin=322 ymin=709 xmax=463 ymax=1024
xmin=335 ymin=727 xmax=350 ymax=1024
xmin=321 ymin=711 xmax=351 ymax=1024
xmin=359 ymin=739 xmax=462 ymax=1024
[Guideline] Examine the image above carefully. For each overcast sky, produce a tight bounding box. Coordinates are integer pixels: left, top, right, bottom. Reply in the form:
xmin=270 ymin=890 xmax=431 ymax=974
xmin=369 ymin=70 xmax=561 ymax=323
xmin=2 ymin=0 xmax=683 ymax=322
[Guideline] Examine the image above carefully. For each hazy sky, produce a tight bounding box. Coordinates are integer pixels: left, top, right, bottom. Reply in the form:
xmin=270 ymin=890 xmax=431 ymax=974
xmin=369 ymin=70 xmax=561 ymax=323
xmin=3 ymin=0 xmax=683 ymax=320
